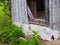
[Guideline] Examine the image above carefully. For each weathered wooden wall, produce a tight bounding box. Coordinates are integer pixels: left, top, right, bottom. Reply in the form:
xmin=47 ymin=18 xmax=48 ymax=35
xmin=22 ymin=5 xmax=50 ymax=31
xmin=49 ymin=0 xmax=60 ymax=31
xmin=45 ymin=0 xmax=49 ymax=24
xmin=11 ymin=0 xmax=28 ymax=24
xmin=11 ymin=0 xmax=18 ymax=22
xmin=11 ymin=0 xmax=32 ymax=36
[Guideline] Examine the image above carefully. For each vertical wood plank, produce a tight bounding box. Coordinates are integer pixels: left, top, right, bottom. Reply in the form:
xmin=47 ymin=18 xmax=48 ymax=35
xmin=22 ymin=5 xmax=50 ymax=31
xmin=27 ymin=6 xmax=34 ymax=20
xmin=45 ymin=0 xmax=49 ymax=24
xmin=22 ymin=0 xmax=28 ymax=23
xmin=11 ymin=0 xmax=28 ymax=24
xmin=30 ymin=0 xmax=37 ymax=18
xmin=11 ymin=0 xmax=18 ymax=22
xmin=11 ymin=0 xmax=30 ymax=36
xmin=49 ymin=0 xmax=53 ymax=28
xmin=49 ymin=0 xmax=60 ymax=32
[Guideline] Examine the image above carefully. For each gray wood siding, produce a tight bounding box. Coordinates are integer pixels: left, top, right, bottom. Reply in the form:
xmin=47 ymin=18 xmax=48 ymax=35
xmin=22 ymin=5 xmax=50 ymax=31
xmin=45 ymin=0 xmax=49 ymax=24
xmin=49 ymin=0 xmax=60 ymax=31
xmin=11 ymin=0 xmax=28 ymax=24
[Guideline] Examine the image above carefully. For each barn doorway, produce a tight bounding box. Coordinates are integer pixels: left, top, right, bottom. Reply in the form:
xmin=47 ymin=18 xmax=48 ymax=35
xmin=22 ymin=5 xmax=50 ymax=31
xmin=27 ymin=0 xmax=46 ymax=18
xmin=27 ymin=0 xmax=49 ymax=25
xmin=37 ymin=0 xmax=45 ymax=19
xmin=37 ymin=0 xmax=49 ymax=25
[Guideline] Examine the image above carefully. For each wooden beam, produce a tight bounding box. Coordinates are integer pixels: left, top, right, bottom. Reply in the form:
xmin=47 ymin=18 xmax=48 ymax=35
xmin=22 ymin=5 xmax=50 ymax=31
xmin=27 ymin=6 xmax=34 ymax=20
xmin=11 ymin=0 xmax=19 ymax=22
xmin=11 ymin=0 xmax=28 ymax=24
xmin=30 ymin=0 xmax=37 ymax=18
xmin=45 ymin=0 xmax=49 ymax=24
xmin=49 ymin=0 xmax=60 ymax=31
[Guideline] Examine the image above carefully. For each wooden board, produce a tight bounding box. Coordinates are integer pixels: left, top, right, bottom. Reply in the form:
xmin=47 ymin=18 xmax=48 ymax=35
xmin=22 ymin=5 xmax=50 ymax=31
xmin=45 ymin=0 xmax=49 ymax=24
xmin=11 ymin=0 xmax=28 ymax=24
xmin=30 ymin=0 xmax=37 ymax=18
xmin=49 ymin=0 xmax=60 ymax=32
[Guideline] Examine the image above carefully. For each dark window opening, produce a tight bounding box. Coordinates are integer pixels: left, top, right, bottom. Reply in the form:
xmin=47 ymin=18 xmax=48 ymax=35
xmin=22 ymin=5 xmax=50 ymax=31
xmin=37 ymin=0 xmax=45 ymax=19
xmin=27 ymin=0 xmax=45 ymax=19
xmin=37 ymin=0 xmax=44 ymax=12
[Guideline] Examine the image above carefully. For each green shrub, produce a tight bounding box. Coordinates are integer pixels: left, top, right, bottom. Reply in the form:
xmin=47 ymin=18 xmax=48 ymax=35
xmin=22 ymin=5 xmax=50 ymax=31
xmin=20 ymin=31 xmax=42 ymax=45
xmin=0 ymin=5 xmax=11 ymax=30
xmin=0 ymin=1 xmax=25 ymax=45
xmin=0 ymin=10 xmax=25 ymax=45
xmin=0 ymin=24 xmax=25 ymax=44
xmin=0 ymin=6 xmax=4 ymax=24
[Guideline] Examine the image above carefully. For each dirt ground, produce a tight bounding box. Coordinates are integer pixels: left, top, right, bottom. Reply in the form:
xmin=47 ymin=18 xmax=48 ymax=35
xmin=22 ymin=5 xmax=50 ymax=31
xmin=42 ymin=39 xmax=60 ymax=45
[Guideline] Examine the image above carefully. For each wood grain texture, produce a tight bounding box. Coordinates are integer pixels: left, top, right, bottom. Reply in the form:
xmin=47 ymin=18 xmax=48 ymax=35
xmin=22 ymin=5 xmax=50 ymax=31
xmin=49 ymin=0 xmax=60 ymax=32
xmin=11 ymin=0 xmax=28 ymax=24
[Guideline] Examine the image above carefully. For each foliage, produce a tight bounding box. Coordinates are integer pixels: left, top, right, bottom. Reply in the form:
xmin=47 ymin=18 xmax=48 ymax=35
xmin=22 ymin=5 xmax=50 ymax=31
xmin=0 ymin=24 xmax=25 ymax=44
xmin=0 ymin=0 xmax=11 ymax=18
xmin=0 ymin=0 xmax=11 ymax=30
xmin=3 ymin=0 xmax=11 ymax=18
xmin=0 ymin=0 xmax=24 ymax=45
xmin=20 ymin=31 xmax=42 ymax=45
xmin=0 ymin=1 xmax=25 ymax=44
xmin=0 ymin=6 xmax=4 ymax=24
xmin=0 ymin=15 xmax=12 ymax=30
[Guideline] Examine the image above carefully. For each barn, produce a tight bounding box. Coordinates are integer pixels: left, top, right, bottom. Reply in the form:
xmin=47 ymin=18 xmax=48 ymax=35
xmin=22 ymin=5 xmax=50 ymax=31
xmin=10 ymin=0 xmax=60 ymax=40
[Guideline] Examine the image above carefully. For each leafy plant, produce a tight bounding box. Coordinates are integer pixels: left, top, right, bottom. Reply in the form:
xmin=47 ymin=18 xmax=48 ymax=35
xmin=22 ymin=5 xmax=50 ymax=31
xmin=0 ymin=6 xmax=4 ymax=22
xmin=0 ymin=0 xmax=12 ymax=29
xmin=0 ymin=24 xmax=25 ymax=44
xmin=0 ymin=0 xmax=25 ymax=45
xmin=20 ymin=30 xmax=42 ymax=45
